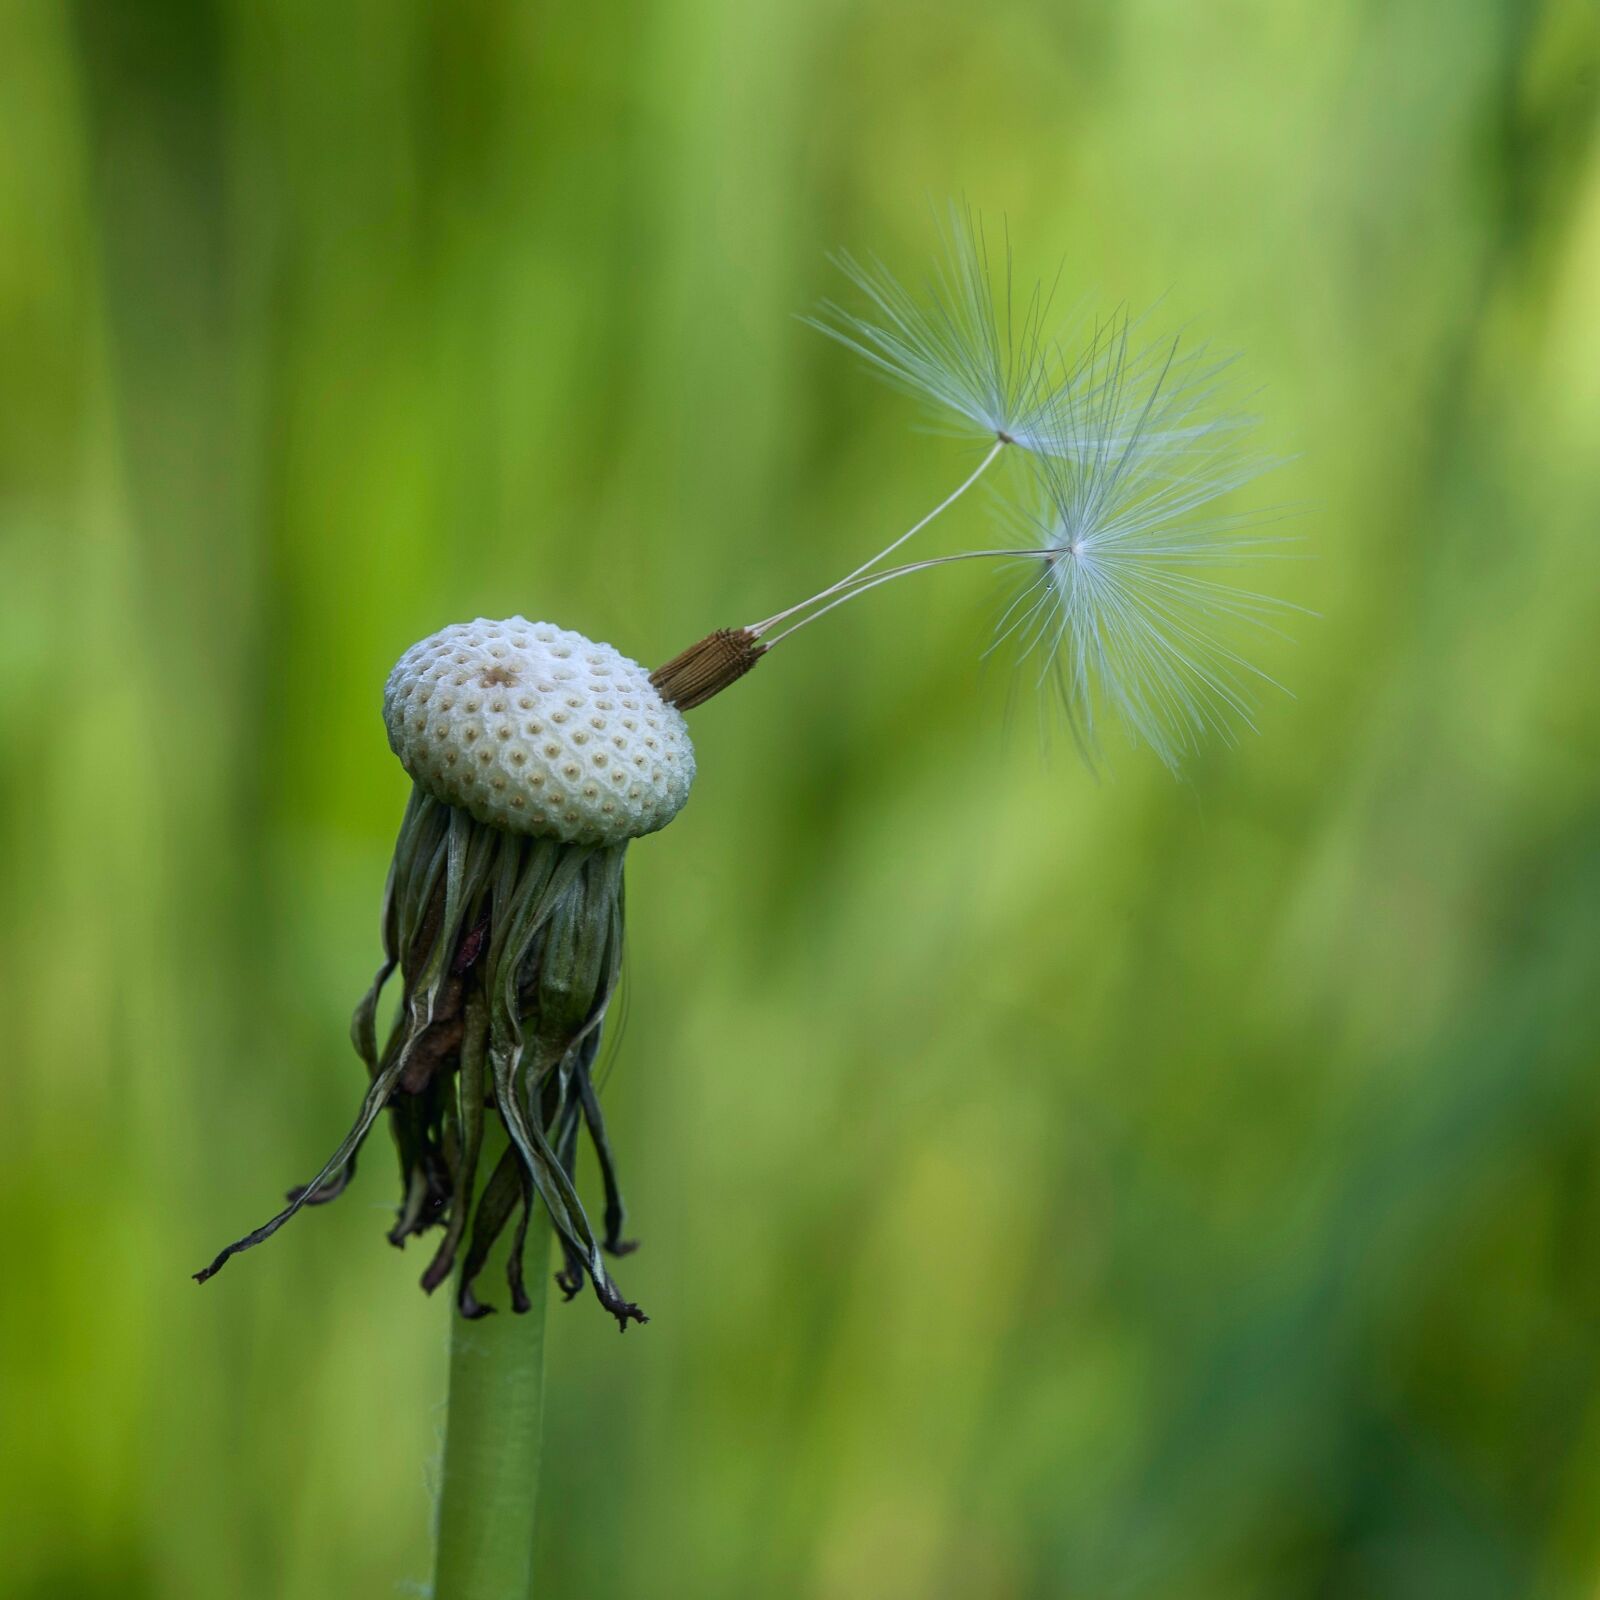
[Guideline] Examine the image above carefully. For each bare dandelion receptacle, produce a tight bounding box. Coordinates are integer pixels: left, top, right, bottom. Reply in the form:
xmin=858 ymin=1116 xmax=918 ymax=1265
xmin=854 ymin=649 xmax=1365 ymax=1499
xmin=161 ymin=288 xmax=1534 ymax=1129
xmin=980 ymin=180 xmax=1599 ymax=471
xmin=385 ymin=618 xmax=695 ymax=841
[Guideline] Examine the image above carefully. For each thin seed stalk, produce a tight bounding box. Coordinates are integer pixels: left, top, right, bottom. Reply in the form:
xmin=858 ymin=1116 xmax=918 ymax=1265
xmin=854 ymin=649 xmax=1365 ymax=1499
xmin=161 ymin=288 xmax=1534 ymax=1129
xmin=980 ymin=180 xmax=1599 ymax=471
xmin=649 ymin=441 xmax=1012 ymax=712
xmin=746 ymin=436 xmax=1006 ymax=636
xmin=433 ymin=1121 xmax=553 ymax=1600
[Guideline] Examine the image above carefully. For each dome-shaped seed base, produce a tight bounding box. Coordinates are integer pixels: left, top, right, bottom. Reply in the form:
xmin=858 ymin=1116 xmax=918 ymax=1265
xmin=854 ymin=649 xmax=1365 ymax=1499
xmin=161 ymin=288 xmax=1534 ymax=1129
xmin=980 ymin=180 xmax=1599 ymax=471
xmin=384 ymin=618 xmax=695 ymax=843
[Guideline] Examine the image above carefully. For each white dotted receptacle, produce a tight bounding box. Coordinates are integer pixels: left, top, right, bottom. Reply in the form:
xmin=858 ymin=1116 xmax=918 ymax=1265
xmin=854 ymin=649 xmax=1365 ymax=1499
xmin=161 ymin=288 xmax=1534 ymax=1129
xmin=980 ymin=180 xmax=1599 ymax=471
xmin=383 ymin=617 xmax=695 ymax=844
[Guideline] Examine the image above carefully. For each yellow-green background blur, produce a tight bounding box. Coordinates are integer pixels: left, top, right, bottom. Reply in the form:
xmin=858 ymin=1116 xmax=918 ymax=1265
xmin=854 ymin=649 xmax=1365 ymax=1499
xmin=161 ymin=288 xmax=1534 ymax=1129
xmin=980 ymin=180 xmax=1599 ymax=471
xmin=4 ymin=2 xmax=1599 ymax=1596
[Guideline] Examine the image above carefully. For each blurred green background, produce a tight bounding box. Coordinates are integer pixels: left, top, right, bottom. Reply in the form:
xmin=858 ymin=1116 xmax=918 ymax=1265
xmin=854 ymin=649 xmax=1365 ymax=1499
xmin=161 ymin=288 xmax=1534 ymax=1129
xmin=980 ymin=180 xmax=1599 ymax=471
xmin=4 ymin=1 xmax=1599 ymax=1596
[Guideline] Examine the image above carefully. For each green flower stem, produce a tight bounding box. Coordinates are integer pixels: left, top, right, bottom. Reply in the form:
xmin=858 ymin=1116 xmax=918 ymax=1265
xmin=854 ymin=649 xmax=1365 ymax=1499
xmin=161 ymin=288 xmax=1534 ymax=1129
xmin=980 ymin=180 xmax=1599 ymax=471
xmin=433 ymin=1124 xmax=553 ymax=1600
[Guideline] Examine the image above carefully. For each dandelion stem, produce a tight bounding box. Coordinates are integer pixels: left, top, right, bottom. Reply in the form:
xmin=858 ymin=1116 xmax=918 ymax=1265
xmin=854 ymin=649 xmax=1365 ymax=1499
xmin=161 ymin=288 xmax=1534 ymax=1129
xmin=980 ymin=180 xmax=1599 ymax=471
xmin=433 ymin=1122 xmax=553 ymax=1600
xmin=747 ymin=438 xmax=1006 ymax=636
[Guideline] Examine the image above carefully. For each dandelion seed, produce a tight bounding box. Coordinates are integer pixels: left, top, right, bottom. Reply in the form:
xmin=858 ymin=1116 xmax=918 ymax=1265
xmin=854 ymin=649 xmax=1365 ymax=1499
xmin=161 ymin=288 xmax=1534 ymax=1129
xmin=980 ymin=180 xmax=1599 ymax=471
xmin=656 ymin=218 xmax=1298 ymax=771
xmin=738 ymin=205 xmax=1067 ymax=639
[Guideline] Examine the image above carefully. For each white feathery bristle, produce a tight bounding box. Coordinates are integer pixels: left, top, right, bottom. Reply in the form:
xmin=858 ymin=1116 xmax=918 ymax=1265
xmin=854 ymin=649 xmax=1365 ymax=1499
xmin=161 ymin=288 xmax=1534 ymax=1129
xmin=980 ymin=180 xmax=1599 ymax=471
xmin=995 ymin=320 xmax=1293 ymax=771
xmin=383 ymin=618 xmax=695 ymax=844
xmin=806 ymin=204 xmax=1061 ymax=450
